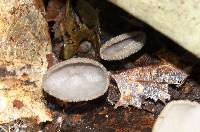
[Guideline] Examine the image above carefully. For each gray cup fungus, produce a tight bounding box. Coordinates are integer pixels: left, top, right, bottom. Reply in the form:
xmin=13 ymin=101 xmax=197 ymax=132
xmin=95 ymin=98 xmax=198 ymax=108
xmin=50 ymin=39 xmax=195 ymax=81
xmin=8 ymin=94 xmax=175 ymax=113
xmin=42 ymin=58 xmax=109 ymax=102
xmin=100 ymin=32 xmax=146 ymax=61
xmin=153 ymin=100 xmax=200 ymax=132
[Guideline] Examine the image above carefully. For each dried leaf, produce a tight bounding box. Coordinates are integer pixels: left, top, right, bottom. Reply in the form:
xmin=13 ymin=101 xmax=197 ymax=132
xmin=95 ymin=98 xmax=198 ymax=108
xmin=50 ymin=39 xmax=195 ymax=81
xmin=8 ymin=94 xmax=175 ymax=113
xmin=0 ymin=0 xmax=52 ymax=124
xmin=110 ymin=57 xmax=188 ymax=108
xmin=53 ymin=0 xmax=101 ymax=59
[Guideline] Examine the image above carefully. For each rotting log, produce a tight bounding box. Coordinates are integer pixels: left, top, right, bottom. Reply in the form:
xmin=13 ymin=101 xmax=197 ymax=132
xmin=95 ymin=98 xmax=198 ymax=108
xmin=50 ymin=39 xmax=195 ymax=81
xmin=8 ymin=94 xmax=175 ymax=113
xmin=0 ymin=0 xmax=52 ymax=124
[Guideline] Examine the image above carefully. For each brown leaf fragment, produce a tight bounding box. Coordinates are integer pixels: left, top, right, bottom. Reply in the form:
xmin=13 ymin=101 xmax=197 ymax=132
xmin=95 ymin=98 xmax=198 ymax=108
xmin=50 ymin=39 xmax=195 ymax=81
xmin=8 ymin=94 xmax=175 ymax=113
xmin=110 ymin=61 xmax=188 ymax=108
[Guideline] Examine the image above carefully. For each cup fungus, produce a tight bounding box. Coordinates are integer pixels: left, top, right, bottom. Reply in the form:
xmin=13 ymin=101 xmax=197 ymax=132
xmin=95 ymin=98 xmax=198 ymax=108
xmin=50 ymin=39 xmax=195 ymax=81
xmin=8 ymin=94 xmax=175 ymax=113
xmin=153 ymin=100 xmax=200 ymax=132
xmin=100 ymin=32 xmax=145 ymax=60
xmin=42 ymin=58 xmax=109 ymax=102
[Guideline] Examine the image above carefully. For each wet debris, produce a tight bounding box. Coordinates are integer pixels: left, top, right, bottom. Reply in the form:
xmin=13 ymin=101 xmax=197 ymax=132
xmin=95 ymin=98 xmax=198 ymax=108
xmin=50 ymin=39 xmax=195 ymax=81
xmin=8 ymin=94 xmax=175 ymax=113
xmin=108 ymin=55 xmax=188 ymax=108
xmin=100 ymin=32 xmax=145 ymax=61
xmin=153 ymin=100 xmax=200 ymax=132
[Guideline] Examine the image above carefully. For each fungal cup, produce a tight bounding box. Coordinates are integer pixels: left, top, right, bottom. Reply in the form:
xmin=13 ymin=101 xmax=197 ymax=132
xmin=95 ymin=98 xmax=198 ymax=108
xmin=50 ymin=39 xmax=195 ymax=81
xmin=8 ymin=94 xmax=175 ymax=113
xmin=100 ymin=32 xmax=145 ymax=61
xmin=42 ymin=58 xmax=110 ymax=102
xmin=153 ymin=100 xmax=200 ymax=132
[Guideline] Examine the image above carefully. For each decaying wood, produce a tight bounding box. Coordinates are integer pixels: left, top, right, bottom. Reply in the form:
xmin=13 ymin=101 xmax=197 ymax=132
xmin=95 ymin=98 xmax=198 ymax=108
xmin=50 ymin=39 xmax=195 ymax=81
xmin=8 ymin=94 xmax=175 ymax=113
xmin=0 ymin=0 xmax=52 ymax=124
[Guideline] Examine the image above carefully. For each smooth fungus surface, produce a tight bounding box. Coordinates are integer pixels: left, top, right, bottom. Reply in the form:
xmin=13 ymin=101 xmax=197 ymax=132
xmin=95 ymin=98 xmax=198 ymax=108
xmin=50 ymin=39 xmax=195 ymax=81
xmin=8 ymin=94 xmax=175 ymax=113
xmin=43 ymin=59 xmax=109 ymax=102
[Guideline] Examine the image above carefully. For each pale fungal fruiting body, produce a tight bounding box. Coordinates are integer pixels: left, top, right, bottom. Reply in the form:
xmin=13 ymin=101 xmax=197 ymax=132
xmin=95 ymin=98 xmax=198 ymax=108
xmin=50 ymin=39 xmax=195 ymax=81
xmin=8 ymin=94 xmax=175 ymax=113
xmin=153 ymin=100 xmax=200 ymax=132
xmin=42 ymin=58 xmax=109 ymax=102
xmin=100 ymin=32 xmax=145 ymax=60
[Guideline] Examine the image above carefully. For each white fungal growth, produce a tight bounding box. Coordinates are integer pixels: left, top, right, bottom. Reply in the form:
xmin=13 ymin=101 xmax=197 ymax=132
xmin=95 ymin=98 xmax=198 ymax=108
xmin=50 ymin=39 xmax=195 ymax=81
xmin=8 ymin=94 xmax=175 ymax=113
xmin=100 ymin=32 xmax=146 ymax=60
xmin=153 ymin=100 xmax=200 ymax=132
xmin=42 ymin=58 xmax=109 ymax=102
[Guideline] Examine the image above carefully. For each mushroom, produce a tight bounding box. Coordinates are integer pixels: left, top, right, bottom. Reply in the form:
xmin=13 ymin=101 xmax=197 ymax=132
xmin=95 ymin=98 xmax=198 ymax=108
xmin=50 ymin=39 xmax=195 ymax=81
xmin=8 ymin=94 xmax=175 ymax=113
xmin=100 ymin=32 xmax=146 ymax=61
xmin=153 ymin=100 xmax=200 ymax=132
xmin=42 ymin=58 xmax=109 ymax=102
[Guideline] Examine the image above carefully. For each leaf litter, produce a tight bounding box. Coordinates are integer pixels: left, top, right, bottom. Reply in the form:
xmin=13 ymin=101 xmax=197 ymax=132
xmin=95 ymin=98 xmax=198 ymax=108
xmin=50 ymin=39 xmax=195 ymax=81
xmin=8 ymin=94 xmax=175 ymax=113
xmin=109 ymin=55 xmax=188 ymax=108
